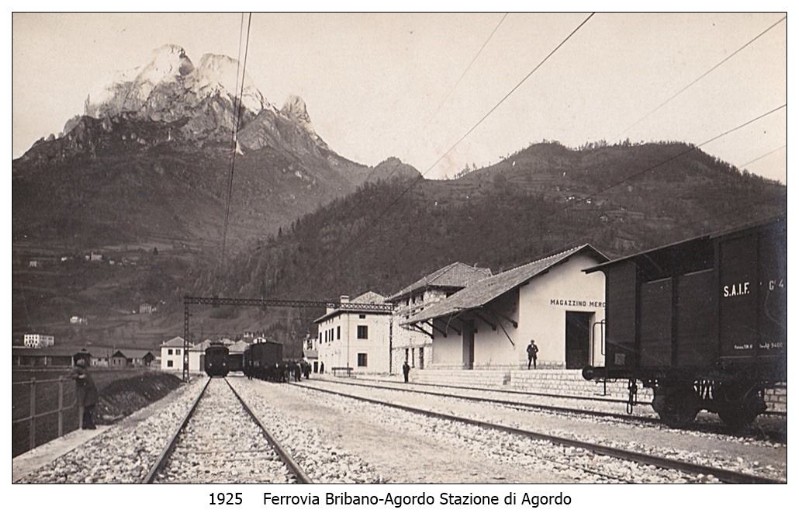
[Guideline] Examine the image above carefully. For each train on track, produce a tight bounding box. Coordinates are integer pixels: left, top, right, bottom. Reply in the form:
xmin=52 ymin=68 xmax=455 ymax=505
xmin=203 ymin=342 xmax=233 ymax=377
xmin=203 ymin=338 xmax=305 ymax=380
xmin=242 ymin=338 xmax=304 ymax=381
xmin=582 ymin=217 xmax=786 ymax=429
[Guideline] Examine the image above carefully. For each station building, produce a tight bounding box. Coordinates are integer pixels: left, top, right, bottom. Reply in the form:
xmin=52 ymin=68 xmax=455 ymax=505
xmin=315 ymin=292 xmax=393 ymax=374
xmin=404 ymin=245 xmax=607 ymax=370
xmin=386 ymin=262 xmax=492 ymax=373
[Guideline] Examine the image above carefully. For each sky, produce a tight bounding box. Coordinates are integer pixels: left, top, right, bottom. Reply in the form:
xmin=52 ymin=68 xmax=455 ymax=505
xmin=11 ymin=11 xmax=788 ymax=183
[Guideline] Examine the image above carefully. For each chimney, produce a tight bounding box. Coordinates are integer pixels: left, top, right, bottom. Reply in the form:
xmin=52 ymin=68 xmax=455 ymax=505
xmin=340 ymin=295 xmax=350 ymax=304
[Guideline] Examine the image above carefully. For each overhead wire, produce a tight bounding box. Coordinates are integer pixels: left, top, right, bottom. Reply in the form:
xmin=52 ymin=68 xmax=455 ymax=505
xmin=617 ymin=15 xmax=785 ymax=139
xmin=332 ymin=13 xmax=596 ymax=267
xmin=220 ymin=13 xmax=253 ymax=271
xmin=354 ymin=13 xmax=509 ymax=189
xmin=423 ymin=13 xmax=509 ymax=130
xmin=739 ymin=145 xmax=786 ymax=171
xmin=540 ymin=104 xmax=786 ymax=256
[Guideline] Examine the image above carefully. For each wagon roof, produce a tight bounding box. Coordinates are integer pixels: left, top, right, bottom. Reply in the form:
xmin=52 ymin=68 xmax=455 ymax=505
xmin=584 ymin=215 xmax=786 ymax=273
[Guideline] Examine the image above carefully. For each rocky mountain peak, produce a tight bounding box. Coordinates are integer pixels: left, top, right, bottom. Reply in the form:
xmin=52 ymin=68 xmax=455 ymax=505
xmin=83 ymin=45 xmax=268 ymax=128
xmin=280 ymin=95 xmax=312 ymax=124
xmin=140 ymin=44 xmax=195 ymax=82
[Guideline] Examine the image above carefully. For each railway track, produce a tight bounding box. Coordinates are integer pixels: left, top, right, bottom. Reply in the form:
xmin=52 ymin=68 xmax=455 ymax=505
xmin=318 ymin=377 xmax=786 ymax=443
xmin=293 ymin=382 xmax=781 ymax=484
xmin=143 ymin=377 xmax=311 ymax=484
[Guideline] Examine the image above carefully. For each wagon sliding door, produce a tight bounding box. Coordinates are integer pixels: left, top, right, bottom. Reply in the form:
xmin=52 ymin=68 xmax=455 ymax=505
xmin=676 ymin=270 xmax=715 ymax=367
xmin=639 ymin=278 xmax=672 ymax=368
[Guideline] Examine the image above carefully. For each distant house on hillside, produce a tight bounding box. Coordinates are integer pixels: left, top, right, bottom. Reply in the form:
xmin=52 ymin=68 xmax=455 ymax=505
xmin=139 ymin=303 xmax=156 ymax=314
xmin=89 ymin=251 xmax=103 ymax=262
xmin=70 ymin=316 xmax=88 ymax=325
xmin=386 ymin=262 xmax=492 ymax=374
xmin=23 ymin=334 xmax=55 ymax=348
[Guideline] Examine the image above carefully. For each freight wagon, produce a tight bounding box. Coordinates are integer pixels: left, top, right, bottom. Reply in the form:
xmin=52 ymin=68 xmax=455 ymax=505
xmin=242 ymin=338 xmax=303 ymax=381
xmin=582 ymin=217 xmax=786 ymax=428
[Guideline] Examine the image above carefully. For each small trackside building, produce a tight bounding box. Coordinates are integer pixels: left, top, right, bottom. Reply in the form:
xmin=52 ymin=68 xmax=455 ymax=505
xmin=160 ymin=336 xmax=194 ymax=372
xmin=315 ymin=292 xmax=393 ymax=374
xmin=385 ymin=262 xmax=492 ymax=373
xmin=403 ymin=245 xmax=608 ymax=370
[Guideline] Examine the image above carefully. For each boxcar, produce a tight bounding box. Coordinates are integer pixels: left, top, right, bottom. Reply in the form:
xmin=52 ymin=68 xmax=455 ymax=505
xmin=243 ymin=338 xmax=305 ymax=381
xmin=204 ymin=342 xmax=230 ymax=377
xmin=582 ymin=217 xmax=786 ymax=428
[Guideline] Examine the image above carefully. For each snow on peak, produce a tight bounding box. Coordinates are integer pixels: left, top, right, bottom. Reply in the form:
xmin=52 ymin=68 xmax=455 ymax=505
xmin=138 ymin=44 xmax=195 ymax=84
xmin=280 ymin=95 xmax=312 ymax=124
xmin=85 ymin=45 xmax=271 ymax=118
xmin=192 ymin=53 xmax=268 ymax=114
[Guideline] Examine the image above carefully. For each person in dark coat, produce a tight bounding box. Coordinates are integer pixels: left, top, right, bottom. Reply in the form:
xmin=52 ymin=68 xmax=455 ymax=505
xmin=319 ymin=362 xmax=325 ymax=375
xmin=402 ymin=361 xmax=411 ymax=383
xmin=527 ymin=339 xmax=539 ymax=369
xmin=72 ymin=358 xmax=98 ymax=429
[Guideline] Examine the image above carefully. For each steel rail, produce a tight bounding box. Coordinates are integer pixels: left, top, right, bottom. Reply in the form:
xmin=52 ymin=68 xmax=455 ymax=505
xmin=224 ymin=379 xmax=312 ymax=484
xmin=317 ymin=377 xmax=655 ymax=421
xmin=327 ymin=376 xmax=786 ymax=418
xmin=142 ymin=377 xmax=211 ymax=483
xmin=316 ymin=377 xmax=786 ymax=443
xmin=293 ymin=383 xmax=781 ymax=484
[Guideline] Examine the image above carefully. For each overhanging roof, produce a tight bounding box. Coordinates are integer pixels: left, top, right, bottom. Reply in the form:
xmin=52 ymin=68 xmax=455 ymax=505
xmin=405 ymin=244 xmax=607 ymax=325
xmin=385 ymin=262 xmax=492 ymax=302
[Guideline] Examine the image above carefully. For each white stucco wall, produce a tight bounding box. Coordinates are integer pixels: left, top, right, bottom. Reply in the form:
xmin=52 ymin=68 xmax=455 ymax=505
xmin=160 ymin=346 xmax=204 ymax=373
xmin=317 ymin=311 xmax=391 ymax=373
xmin=427 ymin=252 xmax=606 ymax=370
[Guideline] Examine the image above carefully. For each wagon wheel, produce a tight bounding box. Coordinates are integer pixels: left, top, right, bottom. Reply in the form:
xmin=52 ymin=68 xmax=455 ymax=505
xmin=716 ymin=385 xmax=766 ymax=430
xmin=653 ymin=386 xmax=700 ymax=429
xmin=718 ymin=407 xmax=759 ymax=430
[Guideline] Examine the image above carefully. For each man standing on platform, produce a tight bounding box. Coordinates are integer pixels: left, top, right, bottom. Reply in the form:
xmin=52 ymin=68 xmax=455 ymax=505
xmin=402 ymin=360 xmax=411 ymax=383
xmin=527 ymin=339 xmax=539 ymax=370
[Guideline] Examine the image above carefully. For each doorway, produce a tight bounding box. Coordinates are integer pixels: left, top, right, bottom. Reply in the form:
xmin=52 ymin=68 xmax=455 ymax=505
xmin=566 ymin=311 xmax=592 ymax=369
xmin=462 ymin=320 xmax=475 ymax=369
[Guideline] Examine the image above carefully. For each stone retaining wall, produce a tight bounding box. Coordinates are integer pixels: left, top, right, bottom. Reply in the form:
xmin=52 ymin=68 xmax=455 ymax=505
xmin=409 ymin=369 xmax=786 ymax=412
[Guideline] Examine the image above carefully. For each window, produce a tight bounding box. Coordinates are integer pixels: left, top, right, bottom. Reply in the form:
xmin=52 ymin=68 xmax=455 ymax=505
xmin=167 ymin=360 xmax=173 ymax=367
xmin=176 ymin=349 xmax=181 ymax=355
xmin=318 ymin=332 xmax=322 ymax=343
xmin=337 ymin=326 xmax=341 ymax=340
xmin=357 ymin=353 xmax=368 ymax=367
xmin=359 ymin=314 xmax=366 ymax=319
xmin=168 ymin=349 xmax=173 ymax=355
xmin=357 ymin=325 xmax=368 ymax=339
